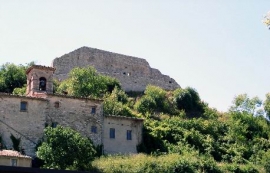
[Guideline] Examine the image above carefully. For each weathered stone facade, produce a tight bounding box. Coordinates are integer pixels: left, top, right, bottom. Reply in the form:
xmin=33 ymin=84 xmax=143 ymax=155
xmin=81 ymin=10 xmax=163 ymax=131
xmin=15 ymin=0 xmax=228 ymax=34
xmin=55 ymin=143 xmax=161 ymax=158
xmin=0 ymin=94 xmax=47 ymax=156
xmin=103 ymin=116 xmax=143 ymax=154
xmin=26 ymin=65 xmax=55 ymax=97
xmin=52 ymin=47 xmax=180 ymax=91
xmin=0 ymin=93 xmax=104 ymax=157
xmin=0 ymin=65 xmax=144 ymax=157
xmin=46 ymin=94 xmax=103 ymax=145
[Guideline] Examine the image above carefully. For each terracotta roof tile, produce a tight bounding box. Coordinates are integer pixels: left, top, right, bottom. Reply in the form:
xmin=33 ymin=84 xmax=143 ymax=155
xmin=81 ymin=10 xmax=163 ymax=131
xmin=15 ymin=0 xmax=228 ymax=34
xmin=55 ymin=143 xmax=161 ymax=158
xmin=106 ymin=115 xmax=144 ymax=121
xmin=26 ymin=65 xmax=55 ymax=74
xmin=0 ymin=150 xmax=32 ymax=159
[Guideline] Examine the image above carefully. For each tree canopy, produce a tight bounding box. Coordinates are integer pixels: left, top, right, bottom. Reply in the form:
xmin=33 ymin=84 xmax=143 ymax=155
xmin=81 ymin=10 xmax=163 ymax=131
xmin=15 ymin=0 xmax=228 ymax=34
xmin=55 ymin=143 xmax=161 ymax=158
xmin=56 ymin=66 xmax=120 ymax=98
xmin=230 ymin=93 xmax=264 ymax=116
xmin=0 ymin=62 xmax=33 ymax=93
xmin=37 ymin=126 xmax=96 ymax=171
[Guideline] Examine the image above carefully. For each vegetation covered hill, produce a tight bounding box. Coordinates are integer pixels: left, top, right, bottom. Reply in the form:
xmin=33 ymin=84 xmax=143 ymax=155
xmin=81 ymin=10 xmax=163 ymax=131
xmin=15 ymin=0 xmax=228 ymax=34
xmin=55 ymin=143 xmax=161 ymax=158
xmin=1 ymin=63 xmax=270 ymax=172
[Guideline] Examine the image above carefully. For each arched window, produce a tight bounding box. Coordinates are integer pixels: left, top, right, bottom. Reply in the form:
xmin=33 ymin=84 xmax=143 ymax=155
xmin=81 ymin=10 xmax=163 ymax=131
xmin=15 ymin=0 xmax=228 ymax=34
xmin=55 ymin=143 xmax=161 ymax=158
xmin=39 ymin=77 xmax=47 ymax=91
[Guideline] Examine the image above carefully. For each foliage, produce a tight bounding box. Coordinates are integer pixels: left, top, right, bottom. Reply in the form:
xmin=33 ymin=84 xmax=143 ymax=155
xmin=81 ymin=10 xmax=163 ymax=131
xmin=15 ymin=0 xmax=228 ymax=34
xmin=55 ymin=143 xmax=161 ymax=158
xmin=53 ymin=79 xmax=61 ymax=94
xmin=230 ymin=93 xmax=263 ymax=116
xmin=12 ymin=84 xmax=26 ymax=95
xmin=103 ymin=87 xmax=135 ymax=117
xmin=135 ymin=85 xmax=175 ymax=116
xmin=173 ymin=88 xmax=193 ymax=111
xmin=0 ymin=62 xmax=33 ymax=93
xmin=36 ymin=126 xmax=96 ymax=171
xmin=261 ymin=150 xmax=270 ymax=172
xmin=92 ymin=153 xmax=225 ymax=173
xmin=92 ymin=153 xmax=262 ymax=173
xmin=10 ymin=134 xmax=21 ymax=152
xmin=135 ymin=95 xmax=157 ymax=115
xmin=56 ymin=66 xmax=120 ymax=98
xmin=263 ymin=93 xmax=270 ymax=119
xmin=173 ymin=87 xmax=204 ymax=116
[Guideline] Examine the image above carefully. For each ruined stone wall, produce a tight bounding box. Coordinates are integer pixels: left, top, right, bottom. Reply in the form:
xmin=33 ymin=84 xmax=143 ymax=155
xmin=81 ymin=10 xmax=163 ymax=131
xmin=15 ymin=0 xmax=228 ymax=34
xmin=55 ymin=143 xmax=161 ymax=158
xmin=103 ymin=115 xmax=143 ymax=154
xmin=46 ymin=95 xmax=103 ymax=145
xmin=0 ymin=94 xmax=47 ymax=157
xmin=52 ymin=47 xmax=180 ymax=91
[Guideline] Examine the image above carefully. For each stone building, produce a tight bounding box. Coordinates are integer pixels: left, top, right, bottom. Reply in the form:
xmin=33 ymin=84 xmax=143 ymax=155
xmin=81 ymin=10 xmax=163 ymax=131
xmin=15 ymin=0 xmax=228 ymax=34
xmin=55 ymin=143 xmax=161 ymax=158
xmin=52 ymin=47 xmax=180 ymax=91
xmin=0 ymin=65 xmax=143 ymax=157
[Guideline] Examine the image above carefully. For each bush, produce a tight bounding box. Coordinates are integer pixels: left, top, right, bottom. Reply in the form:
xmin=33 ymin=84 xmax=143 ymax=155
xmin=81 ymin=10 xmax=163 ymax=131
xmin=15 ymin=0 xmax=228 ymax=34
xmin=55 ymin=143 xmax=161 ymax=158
xmin=220 ymin=163 xmax=260 ymax=173
xmin=135 ymin=95 xmax=157 ymax=115
xmin=92 ymin=153 xmax=193 ymax=173
xmin=261 ymin=150 xmax=270 ymax=172
xmin=37 ymin=126 xmax=96 ymax=171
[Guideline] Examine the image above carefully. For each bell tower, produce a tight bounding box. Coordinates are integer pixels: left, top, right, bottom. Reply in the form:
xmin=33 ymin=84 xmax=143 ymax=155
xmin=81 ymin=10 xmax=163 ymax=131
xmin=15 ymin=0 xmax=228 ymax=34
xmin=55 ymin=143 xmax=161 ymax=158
xmin=26 ymin=65 xmax=55 ymax=98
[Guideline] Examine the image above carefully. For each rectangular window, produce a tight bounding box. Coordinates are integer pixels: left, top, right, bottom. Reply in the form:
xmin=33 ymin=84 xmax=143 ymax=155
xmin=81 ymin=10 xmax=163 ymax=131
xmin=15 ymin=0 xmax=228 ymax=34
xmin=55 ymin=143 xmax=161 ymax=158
xmin=91 ymin=126 xmax=97 ymax=133
xmin=110 ymin=128 xmax=115 ymax=139
xmin=91 ymin=107 xmax=96 ymax=114
xmin=127 ymin=130 xmax=132 ymax=140
xmin=20 ymin=101 xmax=27 ymax=111
xmin=11 ymin=159 xmax=17 ymax=166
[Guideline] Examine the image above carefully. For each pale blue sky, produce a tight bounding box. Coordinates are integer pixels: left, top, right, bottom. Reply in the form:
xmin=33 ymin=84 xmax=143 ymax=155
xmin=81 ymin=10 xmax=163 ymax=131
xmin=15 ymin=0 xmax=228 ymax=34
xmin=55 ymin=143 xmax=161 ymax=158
xmin=1 ymin=1 xmax=270 ymax=112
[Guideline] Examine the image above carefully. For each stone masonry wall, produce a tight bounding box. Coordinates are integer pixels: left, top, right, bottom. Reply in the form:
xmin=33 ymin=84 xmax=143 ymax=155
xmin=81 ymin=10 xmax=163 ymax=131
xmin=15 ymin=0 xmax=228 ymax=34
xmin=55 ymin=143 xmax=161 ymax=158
xmin=46 ymin=95 xmax=103 ymax=145
xmin=52 ymin=47 xmax=180 ymax=91
xmin=0 ymin=94 xmax=104 ymax=157
xmin=103 ymin=116 xmax=143 ymax=154
xmin=0 ymin=94 xmax=47 ymax=157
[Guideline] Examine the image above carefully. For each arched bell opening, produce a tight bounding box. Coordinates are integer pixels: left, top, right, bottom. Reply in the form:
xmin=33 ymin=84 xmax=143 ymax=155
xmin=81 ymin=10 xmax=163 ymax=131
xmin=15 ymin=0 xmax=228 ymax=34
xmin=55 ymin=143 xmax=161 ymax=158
xmin=39 ymin=77 xmax=47 ymax=91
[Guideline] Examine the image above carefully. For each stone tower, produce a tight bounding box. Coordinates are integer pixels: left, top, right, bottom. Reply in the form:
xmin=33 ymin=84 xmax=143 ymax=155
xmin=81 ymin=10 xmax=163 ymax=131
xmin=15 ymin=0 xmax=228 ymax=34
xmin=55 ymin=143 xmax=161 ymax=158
xmin=26 ymin=65 xmax=55 ymax=97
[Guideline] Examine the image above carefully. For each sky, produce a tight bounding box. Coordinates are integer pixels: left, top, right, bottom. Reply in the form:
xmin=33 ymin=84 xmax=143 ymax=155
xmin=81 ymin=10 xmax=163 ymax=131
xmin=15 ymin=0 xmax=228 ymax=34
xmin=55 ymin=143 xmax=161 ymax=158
xmin=1 ymin=1 xmax=270 ymax=112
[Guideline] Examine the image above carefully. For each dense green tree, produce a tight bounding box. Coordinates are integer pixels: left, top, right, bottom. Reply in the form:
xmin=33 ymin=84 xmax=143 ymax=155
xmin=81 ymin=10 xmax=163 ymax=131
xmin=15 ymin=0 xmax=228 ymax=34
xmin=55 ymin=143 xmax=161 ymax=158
xmin=57 ymin=66 xmax=120 ymax=98
xmin=263 ymin=93 xmax=270 ymax=119
xmin=173 ymin=87 xmax=204 ymax=116
xmin=135 ymin=95 xmax=157 ymax=115
xmin=103 ymin=87 xmax=135 ymax=117
xmin=261 ymin=150 xmax=270 ymax=172
xmin=0 ymin=62 xmax=33 ymax=93
xmin=135 ymin=85 xmax=174 ymax=116
xmin=173 ymin=88 xmax=193 ymax=111
xmin=37 ymin=126 xmax=96 ymax=171
xmin=230 ymin=94 xmax=263 ymax=116
xmin=144 ymin=85 xmax=167 ymax=109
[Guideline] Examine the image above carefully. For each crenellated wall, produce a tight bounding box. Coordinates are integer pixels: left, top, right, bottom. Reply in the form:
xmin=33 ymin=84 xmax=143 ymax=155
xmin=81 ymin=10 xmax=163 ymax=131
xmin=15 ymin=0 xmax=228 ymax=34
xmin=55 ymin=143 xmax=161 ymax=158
xmin=52 ymin=47 xmax=180 ymax=91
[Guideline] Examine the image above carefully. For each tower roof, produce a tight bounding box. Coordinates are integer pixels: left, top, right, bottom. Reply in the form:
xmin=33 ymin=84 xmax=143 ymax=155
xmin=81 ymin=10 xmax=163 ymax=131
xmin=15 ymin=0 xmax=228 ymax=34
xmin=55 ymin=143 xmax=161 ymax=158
xmin=26 ymin=65 xmax=55 ymax=74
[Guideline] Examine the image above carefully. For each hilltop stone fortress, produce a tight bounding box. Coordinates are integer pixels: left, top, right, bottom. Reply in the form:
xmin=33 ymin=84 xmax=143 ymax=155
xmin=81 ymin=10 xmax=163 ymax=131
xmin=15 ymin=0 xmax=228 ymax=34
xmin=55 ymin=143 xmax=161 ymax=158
xmin=0 ymin=47 xmax=180 ymax=158
xmin=52 ymin=47 xmax=180 ymax=91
